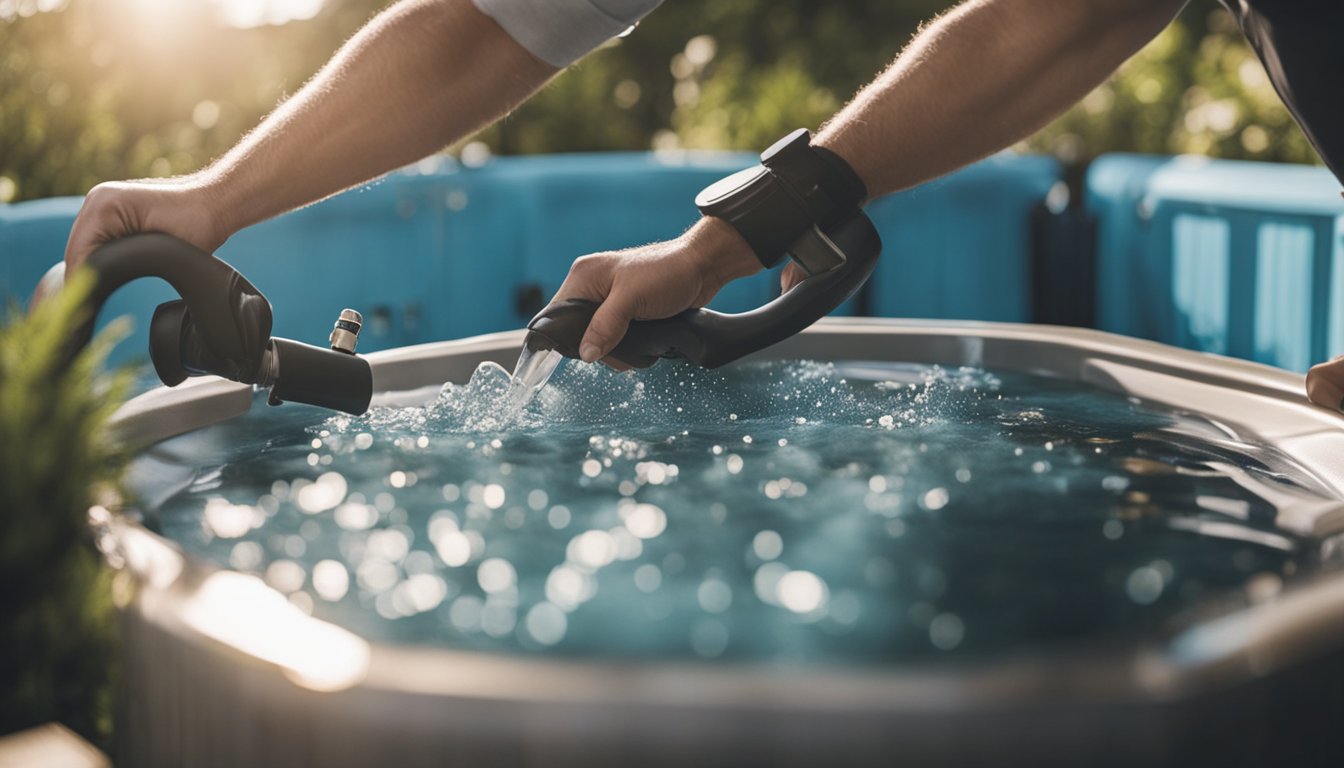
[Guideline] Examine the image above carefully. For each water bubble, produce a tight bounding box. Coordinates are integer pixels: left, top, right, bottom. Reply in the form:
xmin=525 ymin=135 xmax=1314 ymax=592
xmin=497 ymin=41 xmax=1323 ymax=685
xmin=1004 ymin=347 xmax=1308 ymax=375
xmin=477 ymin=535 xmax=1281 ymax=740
xmin=449 ymin=595 xmax=483 ymax=631
xmin=1102 ymin=520 xmax=1124 ymax=540
xmin=546 ymin=564 xmax=596 ymax=611
xmin=830 ymin=591 xmax=861 ymax=625
xmin=921 ymin=487 xmax=949 ymax=511
xmin=482 ymin=484 xmax=506 ymax=510
xmin=265 ymin=559 xmax=306 ymax=593
xmin=527 ymin=489 xmax=549 ymax=510
xmin=526 ymin=602 xmax=568 ymax=646
xmin=229 ymin=541 xmax=263 ymax=571
xmin=401 ymin=573 xmax=448 ymax=612
xmin=1101 ymin=475 xmax=1129 ymax=492
xmin=568 ymin=530 xmax=617 ymax=569
xmin=777 ymin=570 xmax=828 ymax=614
xmin=357 ymin=558 xmax=399 ymax=593
xmin=929 ymin=613 xmax=965 ymax=650
xmin=433 ymin=530 xmax=472 ymax=567
xmin=582 ymin=459 xmax=602 ymax=478
xmin=752 ymin=530 xmax=783 ymax=561
xmin=335 ymin=502 xmax=378 ymax=531
xmin=726 ymin=455 xmax=744 ymax=474
xmin=312 ymin=560 xmax=350 ymax=601
xmin=203 ymin=497 xmax=256 ymax=538
xmin=634 ymin=564 xmax=662 ymax=593
xmin=548 ymin=505 xmax=572 ymax=530
xmin=368 ymin=528 xmax=410 ymax=562
xmin=624 ymin=503 xmax=667 ymax=539
xmin=1126 ymin=565 xmax=1166 ymax=604
xmin=697 ymin=578 xmax=732 ymax=613
xmin=478 ymin=558 xmax=517 ymax=594
xmin=481 ymin=602 xmax=517 ymax=638
xmin=610 ymin=527 xmax=644 ymax=560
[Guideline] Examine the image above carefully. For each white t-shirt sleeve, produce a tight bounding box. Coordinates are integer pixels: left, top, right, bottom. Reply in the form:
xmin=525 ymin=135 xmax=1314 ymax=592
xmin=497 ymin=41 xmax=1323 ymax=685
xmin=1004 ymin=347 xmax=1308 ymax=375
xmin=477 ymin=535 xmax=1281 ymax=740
xmin=472 ymin=0 xmax=663 ymax=67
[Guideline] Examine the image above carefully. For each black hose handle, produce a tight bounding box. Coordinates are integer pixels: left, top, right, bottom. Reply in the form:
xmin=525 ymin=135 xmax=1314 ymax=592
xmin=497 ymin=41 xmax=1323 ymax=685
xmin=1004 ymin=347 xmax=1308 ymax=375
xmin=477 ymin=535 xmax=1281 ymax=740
xmin=66 ymin=233 xmax=372 ymax=415
xmin=69 ymin=233 xmax=273 ymax=383
xmin=526 ymin=210 xmax=881 ymax=368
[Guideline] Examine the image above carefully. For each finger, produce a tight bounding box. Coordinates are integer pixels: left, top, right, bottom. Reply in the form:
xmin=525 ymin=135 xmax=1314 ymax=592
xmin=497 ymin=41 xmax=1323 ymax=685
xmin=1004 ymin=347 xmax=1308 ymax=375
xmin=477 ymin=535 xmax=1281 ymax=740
xmin=580 ymin=288 xmax=639 ymax=363
xmin=780 ymin=262 xmax=807 ymax=294
xmin=63 ymin=201 xmax=116 ymax=270
xmin=28 ymin=262 xmax=66 ymax=314
xmin=550 ymin=254 xmax=612 ymax=304
xmin=1305 ymin=357 xmax=1344 ymax=410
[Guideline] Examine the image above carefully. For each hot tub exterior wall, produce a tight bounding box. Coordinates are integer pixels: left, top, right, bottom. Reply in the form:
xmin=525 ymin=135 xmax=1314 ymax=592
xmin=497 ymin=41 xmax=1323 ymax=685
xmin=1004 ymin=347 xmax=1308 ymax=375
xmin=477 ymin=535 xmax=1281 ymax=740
xmin=116 ymin=597 xmax=1344 ymax=768
xmin=1087 ymin=154 xmax=1344 ymax=372
xmin=0 ymin=152 xmax=1058 ymax=368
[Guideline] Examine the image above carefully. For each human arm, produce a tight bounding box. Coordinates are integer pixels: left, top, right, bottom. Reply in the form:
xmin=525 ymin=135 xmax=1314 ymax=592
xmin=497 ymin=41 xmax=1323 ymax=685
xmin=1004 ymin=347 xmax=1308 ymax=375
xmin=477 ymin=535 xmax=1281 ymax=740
xmin=553 ymin=0 xmax=1187 ymax=363
xmin=60 ymin=0 xmax=558 ymax=270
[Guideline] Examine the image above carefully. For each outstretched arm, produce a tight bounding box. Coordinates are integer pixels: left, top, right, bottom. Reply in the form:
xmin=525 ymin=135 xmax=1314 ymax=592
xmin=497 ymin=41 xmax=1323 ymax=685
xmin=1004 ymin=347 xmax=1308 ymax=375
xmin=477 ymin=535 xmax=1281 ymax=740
xmin=554 ymin=0 xmax=1186 ymax=363
xmin=61 ymin=0 xmax=557 ymax=269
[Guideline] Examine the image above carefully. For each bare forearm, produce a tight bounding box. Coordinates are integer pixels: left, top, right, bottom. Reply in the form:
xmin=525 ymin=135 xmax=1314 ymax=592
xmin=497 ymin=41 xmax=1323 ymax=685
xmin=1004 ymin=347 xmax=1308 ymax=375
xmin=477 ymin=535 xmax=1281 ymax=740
xmin=817 ymin=0 xmax=1185 ymax=196
xmin=196 ymin=0 xmax=556 ymax=236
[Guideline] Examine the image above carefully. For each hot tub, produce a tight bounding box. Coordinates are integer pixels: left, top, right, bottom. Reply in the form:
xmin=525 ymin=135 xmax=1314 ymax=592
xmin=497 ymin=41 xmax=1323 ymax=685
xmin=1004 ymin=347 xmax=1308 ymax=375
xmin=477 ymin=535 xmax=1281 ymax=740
xmin=102 ymin=318 xmax=1344 ymax=768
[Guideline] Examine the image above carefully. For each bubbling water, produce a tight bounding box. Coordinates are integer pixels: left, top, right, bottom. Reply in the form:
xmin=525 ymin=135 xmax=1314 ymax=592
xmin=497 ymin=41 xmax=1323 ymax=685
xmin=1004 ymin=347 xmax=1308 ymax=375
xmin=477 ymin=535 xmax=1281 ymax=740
xmin=142 ymin=359 xmax=1344 ymax=666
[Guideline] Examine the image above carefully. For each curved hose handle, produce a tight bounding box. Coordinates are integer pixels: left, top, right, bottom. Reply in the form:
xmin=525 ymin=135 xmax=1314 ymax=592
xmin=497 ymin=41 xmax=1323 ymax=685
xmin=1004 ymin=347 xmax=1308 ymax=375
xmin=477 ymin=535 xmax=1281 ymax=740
xmin=63 ymin=233 xmax=373 ymax=415
xmin=526 ymin=210 xmax=881 ymax=368
xmin=71 ymin=233 xmax=274 ymax=383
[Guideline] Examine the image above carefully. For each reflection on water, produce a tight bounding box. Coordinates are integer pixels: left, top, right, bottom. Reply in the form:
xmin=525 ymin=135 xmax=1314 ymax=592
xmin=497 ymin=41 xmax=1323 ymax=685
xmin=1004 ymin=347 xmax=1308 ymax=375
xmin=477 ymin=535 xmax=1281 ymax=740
xmin=133 ymin=360 xmax=1344 ymax=666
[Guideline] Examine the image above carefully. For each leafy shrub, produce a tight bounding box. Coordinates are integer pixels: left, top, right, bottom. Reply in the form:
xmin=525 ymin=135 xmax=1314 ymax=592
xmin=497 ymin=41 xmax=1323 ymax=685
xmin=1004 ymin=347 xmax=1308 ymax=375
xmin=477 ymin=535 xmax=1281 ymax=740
xmin=0 ymin=272 xmax=131 ymax=748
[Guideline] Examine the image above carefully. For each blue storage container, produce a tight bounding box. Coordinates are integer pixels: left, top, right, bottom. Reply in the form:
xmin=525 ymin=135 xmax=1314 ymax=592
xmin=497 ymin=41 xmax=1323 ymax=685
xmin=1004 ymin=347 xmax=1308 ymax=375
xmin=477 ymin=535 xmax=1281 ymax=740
xmin=1087 ymin=154 xmax=1344 ymax=371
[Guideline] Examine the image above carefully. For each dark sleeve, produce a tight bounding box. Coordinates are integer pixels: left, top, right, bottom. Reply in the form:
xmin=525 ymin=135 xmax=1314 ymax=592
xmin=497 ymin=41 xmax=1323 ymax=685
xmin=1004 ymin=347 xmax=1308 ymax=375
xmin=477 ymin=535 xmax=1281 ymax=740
xmin=1219 ymin=0 xmax=1344 ymax=183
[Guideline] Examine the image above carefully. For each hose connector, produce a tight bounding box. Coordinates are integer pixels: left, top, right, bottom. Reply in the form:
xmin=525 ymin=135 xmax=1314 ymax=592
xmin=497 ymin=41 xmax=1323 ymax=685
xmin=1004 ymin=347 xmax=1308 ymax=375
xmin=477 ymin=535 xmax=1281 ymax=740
xmin=330 ymin=309 xmax=363 ymax=354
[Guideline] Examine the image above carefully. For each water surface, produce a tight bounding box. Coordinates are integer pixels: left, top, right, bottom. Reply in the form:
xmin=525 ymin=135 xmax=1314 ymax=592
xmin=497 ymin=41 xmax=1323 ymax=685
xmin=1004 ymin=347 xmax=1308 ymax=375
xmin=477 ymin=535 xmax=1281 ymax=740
xmin=132 ymin=359 xmax=1343 ymax=666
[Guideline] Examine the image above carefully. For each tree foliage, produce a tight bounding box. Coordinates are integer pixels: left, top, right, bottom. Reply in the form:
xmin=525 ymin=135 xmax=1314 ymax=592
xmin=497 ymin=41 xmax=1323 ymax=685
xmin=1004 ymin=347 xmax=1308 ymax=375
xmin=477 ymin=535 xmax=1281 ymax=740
xmin=0 ymin=0 xmax=1322 ymax=204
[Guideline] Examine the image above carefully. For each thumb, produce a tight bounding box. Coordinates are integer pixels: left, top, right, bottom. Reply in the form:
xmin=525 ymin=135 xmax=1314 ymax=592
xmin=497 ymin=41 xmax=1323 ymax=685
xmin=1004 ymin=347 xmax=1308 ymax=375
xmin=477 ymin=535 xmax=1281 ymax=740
xmin=780 ymin=262 xmax=807 ymax=294
xmin=28 ymin=262 xmax=67 ymax=314
xmin=580 ymin=289 xmax=639 ymax=363
xmin=1306 ymin=357 xmax=1344 ymax=410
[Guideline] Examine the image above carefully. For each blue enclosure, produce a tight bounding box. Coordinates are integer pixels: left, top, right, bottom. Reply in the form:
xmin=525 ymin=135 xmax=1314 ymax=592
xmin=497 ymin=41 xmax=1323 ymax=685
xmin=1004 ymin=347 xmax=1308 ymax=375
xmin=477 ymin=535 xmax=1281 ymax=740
xmin=1087 ymin=154 xmax=1344 ymax=372
xmin=2 ymin=151 xmax=1341 ymax=370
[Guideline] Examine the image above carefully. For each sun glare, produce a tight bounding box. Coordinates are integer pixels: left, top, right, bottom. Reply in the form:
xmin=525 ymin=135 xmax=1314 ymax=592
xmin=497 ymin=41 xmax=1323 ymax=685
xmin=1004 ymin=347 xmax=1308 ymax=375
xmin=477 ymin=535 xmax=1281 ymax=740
xmin=210 ymin=0 xmax=324 ymax=28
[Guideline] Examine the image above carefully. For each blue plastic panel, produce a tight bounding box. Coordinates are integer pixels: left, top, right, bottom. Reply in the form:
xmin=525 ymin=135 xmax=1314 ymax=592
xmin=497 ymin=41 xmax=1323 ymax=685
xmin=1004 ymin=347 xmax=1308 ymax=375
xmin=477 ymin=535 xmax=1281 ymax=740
xmin=865 ymin=153 xmax=1062 ymax=322
xmin=1088 ymin=154 xmax=1344 ymax=371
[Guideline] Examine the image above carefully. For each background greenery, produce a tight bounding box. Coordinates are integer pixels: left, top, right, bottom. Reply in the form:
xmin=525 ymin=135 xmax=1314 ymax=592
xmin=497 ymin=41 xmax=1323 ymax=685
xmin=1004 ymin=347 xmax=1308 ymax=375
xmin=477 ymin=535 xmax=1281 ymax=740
xmin=0 ymin=0 xmax=1322 ymax=205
